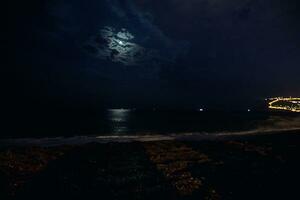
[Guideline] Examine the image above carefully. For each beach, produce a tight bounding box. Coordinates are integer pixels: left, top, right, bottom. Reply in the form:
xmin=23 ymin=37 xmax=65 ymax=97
xmin=1 ymin=130 xmax=299 ymax=199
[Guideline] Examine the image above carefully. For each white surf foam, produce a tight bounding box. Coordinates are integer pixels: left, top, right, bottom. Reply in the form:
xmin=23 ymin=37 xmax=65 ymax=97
xmin=1 ymin=127 xmax=300 ymax=147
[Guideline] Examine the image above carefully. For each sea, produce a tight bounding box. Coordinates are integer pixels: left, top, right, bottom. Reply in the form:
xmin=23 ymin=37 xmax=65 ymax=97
xmin=2 ymin=109 xmax=300 ymax=145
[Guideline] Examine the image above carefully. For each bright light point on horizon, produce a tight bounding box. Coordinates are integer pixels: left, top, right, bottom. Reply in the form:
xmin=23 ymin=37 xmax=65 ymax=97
xmin=199 ymin=108 xmax=204 ymax=112
xmin=247 ymin=109 xmax=251 ymax=112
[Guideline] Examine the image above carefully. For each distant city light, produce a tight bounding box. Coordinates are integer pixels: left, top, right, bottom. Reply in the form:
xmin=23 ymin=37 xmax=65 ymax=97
xmin=247 ymin=109 xmax=251 ymax=112
xmin=199 ymin=108 xmax=204 ymax=112
xmin=268 ymin=97 xmax=300 ymax=113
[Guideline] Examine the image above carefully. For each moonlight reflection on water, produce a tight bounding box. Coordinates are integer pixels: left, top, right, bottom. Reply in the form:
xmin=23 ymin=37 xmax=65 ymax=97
xmin=108 ymin=109 xmax=131 ymax=134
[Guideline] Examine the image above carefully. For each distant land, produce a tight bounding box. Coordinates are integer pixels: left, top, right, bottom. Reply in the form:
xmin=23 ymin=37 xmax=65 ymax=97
xmin=267 ymin=97 xmax=300 ymax=113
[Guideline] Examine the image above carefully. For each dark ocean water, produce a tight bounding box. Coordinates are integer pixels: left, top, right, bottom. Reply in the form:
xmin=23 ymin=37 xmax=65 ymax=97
xmin=3 ymin=109 xmax=300 ymax=139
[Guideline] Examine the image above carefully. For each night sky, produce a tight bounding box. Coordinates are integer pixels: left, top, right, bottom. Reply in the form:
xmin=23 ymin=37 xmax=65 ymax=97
xmin=5 ymin=0 xmax=300 ymax=111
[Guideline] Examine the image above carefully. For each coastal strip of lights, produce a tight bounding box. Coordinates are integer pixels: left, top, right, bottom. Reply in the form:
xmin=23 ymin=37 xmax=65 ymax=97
xmin=268 ymin=97 xmax=300 ymax=113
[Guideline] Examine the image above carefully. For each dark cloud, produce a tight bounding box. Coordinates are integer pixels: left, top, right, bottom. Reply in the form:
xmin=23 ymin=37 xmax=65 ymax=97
xmin=5 ymin=0 xmax=300 ymax=110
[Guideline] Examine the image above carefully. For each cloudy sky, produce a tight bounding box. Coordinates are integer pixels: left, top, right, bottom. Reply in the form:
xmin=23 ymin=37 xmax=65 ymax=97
xmin=5 ymin=0 xmax=300 ymax=109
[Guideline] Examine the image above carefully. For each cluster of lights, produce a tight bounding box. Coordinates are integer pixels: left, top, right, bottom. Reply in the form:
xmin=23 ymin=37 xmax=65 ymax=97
xmin=268 ymin=97 xmax=300 ymax=113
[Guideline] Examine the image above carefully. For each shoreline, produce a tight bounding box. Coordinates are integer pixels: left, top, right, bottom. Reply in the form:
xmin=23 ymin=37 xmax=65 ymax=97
xmin=1 ymin=128 xmax=300 ymax=147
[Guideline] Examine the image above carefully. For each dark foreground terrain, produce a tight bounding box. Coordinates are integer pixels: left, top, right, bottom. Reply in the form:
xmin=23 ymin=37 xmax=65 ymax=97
xmin=1 ymin=132 xmax=299 ymax=199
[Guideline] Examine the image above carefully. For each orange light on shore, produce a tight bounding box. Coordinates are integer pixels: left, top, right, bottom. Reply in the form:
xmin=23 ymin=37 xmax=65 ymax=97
xmin=268 ymin=97 xmax=300 ymax=113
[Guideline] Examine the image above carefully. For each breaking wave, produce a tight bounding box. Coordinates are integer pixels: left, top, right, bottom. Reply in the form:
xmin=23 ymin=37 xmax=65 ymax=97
xmin=1 ymin=128 xmax=300 ymax=147
xmin=1 ymin=115 xmax=300 ymax=147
